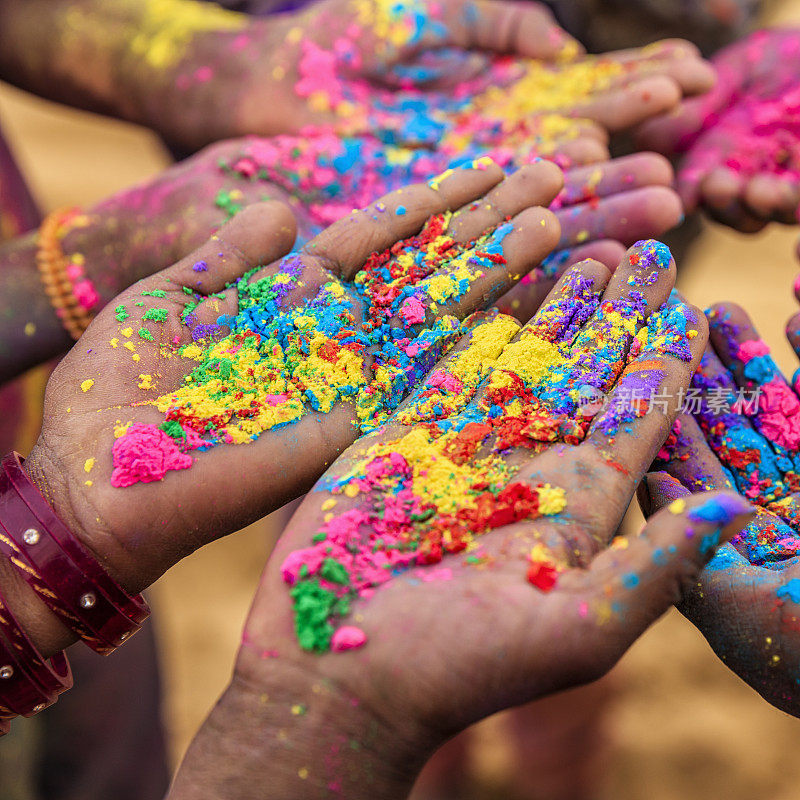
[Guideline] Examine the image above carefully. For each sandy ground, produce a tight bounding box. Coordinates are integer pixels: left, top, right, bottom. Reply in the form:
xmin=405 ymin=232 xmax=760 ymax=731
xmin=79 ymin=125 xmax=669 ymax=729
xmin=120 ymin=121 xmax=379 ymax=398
xmin=4 ymin=5 xmax=800 ymax=794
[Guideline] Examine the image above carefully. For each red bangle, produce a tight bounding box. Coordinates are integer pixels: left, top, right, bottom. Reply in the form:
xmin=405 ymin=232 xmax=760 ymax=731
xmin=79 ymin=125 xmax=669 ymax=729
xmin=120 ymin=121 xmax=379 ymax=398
xmin=0 ymin=453 xmax=149 ymax=655
xmin=0 ymin=584 xmax=72 ymax=730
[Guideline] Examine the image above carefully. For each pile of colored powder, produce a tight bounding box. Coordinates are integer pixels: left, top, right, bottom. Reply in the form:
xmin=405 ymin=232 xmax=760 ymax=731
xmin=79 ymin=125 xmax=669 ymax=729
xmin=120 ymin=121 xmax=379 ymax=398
xmin=110 ymin=200 xmax=515 ymax=486
xmin=280 ymin=242 xmax=699 ymax=652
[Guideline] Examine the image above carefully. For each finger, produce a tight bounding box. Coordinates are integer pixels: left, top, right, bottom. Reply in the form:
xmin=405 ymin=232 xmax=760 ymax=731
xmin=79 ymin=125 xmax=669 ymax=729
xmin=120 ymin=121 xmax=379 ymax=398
xmin=609 ymin=49 xmax=718 ymax=97
xmin=577 ymin=489 xmax=753 ymax=658
xmin=306 ymin=159 xmax=507 ymax=279
xmin=143 ymin=201 xmax=297 ymax=295
xmin=556 ymin=153 xmax=674 ymax=208
xmin=416 ymin=205 xmax=561 ymax=320
xmin=554 ymin=186 xmax=683 ymax=251
xmin=578 ymin=297 xmax=708 ymax=488
xmin=743 ymin=174 xmax=800 ymax=222
xmin=786 ymin=309 xmax=800 ymax=365
xmin=562 ymin=240 xmax=680 ymax=401
xmin=569 ymin=76 xmax=683 ymax=132
xmin=544 ymin=136 xmax=609 ymax=167
xmin=447 ymin=161 xmax=564 ymax=243
xmin=442 ymin=0 xmax=583 ymax=61
xmin=635 ymin=92 xmax=728 ymax=155
xmin=696 ymin=168 xmax=771 ymax=232
xmin=494 ymin=241 xmax=626 ymax=321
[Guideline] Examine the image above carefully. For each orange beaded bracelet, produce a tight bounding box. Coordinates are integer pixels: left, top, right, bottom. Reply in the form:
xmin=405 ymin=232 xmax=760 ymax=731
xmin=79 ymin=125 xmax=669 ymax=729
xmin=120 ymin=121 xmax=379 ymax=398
xmin=36 ymin=208 xmax=98 ymax=341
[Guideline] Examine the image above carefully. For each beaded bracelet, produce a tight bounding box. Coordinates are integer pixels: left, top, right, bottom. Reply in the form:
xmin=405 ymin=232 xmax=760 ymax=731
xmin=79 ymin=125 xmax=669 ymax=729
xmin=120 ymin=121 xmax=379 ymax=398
xmin=0 ymin=584 xmax=72 ymax=729
xmin=0 ymin=453 xmax=150 ymax=655
xmin=36 ymin=208 xmax=99 ymax=341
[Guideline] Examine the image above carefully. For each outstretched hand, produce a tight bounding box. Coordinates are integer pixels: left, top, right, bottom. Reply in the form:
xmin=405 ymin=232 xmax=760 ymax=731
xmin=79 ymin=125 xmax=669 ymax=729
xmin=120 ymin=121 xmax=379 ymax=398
xmin=637 ymin=29 xmax=800 ymax=232
xmin=25 ymin=161 xmax=568 ymax=593
xmin=168 ymin=244 xmax=753 ymax=800
xmin=643 ymin=298 xmax=800 ymax=716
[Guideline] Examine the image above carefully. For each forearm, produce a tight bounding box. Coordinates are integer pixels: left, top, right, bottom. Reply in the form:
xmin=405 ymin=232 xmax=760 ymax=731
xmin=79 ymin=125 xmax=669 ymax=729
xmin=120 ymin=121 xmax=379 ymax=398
xmin=0 ymin=0 xmax=248 ymax=129
xmin=168 ymin=667 xmax=424 ymax=800
xmin=0 ymin=233 xmax=72 ymax=382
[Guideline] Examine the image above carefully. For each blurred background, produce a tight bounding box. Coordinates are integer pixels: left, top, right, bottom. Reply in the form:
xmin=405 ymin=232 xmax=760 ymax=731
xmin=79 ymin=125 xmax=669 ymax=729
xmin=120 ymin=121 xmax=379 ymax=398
xmin=3 ymin=1 xmax=800 ymax=798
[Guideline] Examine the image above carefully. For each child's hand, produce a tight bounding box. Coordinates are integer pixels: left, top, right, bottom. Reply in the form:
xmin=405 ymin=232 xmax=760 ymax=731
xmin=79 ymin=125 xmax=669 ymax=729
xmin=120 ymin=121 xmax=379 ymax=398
xmin=23 ymin=160 xmax=565 ymax=594
xmin=637 ymin=29 xmax=800 ymax=231
xmin=642 ymin=300 xmax=800 ymax=716
xmin=169 ymin=246 xmax=752 ymax=800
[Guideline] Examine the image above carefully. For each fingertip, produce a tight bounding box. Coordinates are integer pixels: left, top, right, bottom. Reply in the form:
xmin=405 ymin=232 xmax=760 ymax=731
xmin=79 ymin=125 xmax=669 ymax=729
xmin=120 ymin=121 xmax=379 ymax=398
xmin=221 ymin=201 xmax=298 ymax=264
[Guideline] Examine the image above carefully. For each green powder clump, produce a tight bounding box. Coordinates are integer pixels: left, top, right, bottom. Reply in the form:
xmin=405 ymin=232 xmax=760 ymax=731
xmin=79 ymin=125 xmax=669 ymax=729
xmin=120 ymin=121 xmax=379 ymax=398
xmin=290 ymin=577 xmax=351 ymax=652
xmin=115 ymin=305 xmax=129 ymax=322
xmin=143 ymin=308 xmax=169 ymax=323
xmin=138 ymin=328 xmax=154 ymax=341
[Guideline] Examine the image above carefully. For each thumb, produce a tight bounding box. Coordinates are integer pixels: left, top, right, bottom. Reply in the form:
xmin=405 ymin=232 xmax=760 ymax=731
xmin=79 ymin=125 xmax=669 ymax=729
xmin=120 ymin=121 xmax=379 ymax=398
xmin=142 ymin=201 xmax=297 ymax=297
xmin=583 ymin=490 xmax=754 ymax=656
xmin=637 ymin=470 xmax=690 ymax=518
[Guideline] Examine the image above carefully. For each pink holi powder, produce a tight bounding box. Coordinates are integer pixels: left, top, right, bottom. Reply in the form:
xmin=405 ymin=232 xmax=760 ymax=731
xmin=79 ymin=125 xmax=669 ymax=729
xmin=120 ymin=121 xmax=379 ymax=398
xmin=758 ymin=379 xmax=800 ymax=450
xmin=331 ymin=626 xmax=367 ymax=651
xmin=399 ymin=295 xmax=426 ymax=324
xmin=110 ymin=423 xmax=194 ymax=487
xmin=737 ymin=338 xmax=770 ymax=363
xmin=427 ymin=369 xmax=463 ymax=394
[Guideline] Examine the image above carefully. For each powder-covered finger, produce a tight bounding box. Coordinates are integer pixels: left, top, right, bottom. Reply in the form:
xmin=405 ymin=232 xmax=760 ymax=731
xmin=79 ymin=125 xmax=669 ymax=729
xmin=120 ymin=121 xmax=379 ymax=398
xmin=392 ymin=310 xmax=520 ymax=425
xmin=412 ymin=206 xmax=560 ymax=322
xmin=553 ymin=240 xmax=678 ymax=406
xmin=545 ymin=136 xmax=609 ymax=167
xmin=707 ymin=302 xmax=800 ymax=461
xmin=577 ymin=297 xmax=707 ymax=491
xmin=494 ymin=241 xmax=625 ymax=322
xmin=446 ymin=161 xmax=563 ymax=244
xmin=650 ymin=413 xmax=733 ymax=493
xmin=567 ymin=76 xmax=683 ymax=133
xmin=556 ymin=153 xmax=674 ymax=208
xmin=554 ymin=186 xmax=682 ymax=251
xmin=146 ymin=202 xmax=297 ymax=295
xmin=304 ymin=159 xmax=505 ymax=280
xmin=575 ymin=490 xmax=753 ymax=658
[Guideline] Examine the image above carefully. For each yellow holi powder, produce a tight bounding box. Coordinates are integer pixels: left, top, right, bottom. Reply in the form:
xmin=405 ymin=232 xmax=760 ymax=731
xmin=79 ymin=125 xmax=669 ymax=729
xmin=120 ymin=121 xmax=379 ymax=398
xmin=293 ymin=333 xmax=365 ymax=413
xmin=114 ymin=423 xmax=131 ymax=438
xmin=473 ymin=57 xmax=623 ymax=119
xmin=350 ymin=0 xmax=422 ymax=49
xmin=129 ymin=0 xmax=246 ymax=70
xmin=669 ymin=498 xmax=687 ymax=514
xmin=321 ymin=498 xmax=337 ymax=511
xmin=138 ymin=374 xmax=154 ymax=390
xmin=398 ymin=314 xmax=519 ymax=423
xmin=80 ymin=379 xmax=94 ymax=392
xmin=24 ymin=322 xmax=35 ymax=336
xmin=84 ymin=457 xmax=95 ymax=473
xmin=85 ymin=480 xmax=93 ymax=487
xmin=537 ymin=484 xmax=567 ymax=515
xmin=110 ymin=338 xmax=119 ymax=348
xmin=367 ymin=427 xmax=507 ymax=516
xmin=121 ymin=328 xmax=133 ymax=338
xmin=493 ymin=333 xmax=568 ymax=387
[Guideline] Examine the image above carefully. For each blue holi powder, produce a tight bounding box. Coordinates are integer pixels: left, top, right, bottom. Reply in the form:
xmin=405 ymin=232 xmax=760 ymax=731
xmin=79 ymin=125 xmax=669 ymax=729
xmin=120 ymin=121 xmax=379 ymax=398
xmin=705 ymin=544 xmax=742 ymax=571
xmin=633 ymin=240 xmax=672 ymax=270
xmin=743 ymin=355 xmax=776 ymax=384
xmin=687 ymin=495 xmax=747 ymax=526
xmin=622 ymin=573 xmax=640 ymax=589
xmin=652 ymin=548 xmax=668 ymax=566
xmin=776 ymin=578 xmax=800 ymax=604
xmin=395 ymin=205 xmax=407 ymax=216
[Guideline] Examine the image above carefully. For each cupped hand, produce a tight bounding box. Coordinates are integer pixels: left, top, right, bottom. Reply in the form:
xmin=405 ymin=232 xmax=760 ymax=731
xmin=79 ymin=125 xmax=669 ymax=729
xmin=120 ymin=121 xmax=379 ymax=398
xmin=637 ymin=29 xmax=800 ymax=231
xmin=140 ymin=0 xmax=714 ymax=155
xmin=169 ymin=244 xmax=754 ymax=800
xmin=642 ymin=299 xmax=800 ymax=715
xmin=24 ymin=160 xmax=568 ymax=593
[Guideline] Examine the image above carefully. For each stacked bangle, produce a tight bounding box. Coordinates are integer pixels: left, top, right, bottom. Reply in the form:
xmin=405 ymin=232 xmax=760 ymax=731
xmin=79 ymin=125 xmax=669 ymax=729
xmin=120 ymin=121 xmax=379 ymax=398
xmin=0 ymin=453 xmax=150 ymax=656
xmin=0 ymin=585 xmax=72 ymax=723
xmin=36 ymin=208 xmax=99 ymax=340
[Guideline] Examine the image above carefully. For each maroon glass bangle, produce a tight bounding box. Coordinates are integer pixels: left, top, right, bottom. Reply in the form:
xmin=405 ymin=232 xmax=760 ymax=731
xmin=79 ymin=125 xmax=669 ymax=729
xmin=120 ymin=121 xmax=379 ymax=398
xmin=0 ymin=452 xmax=149 ymax=655
xmin=0 ymin=584 xmax=72 ymax=729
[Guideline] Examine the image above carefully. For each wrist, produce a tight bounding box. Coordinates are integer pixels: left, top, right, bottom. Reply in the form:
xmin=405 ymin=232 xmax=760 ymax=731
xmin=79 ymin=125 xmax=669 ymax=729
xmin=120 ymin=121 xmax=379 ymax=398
xmin=170 ymin=655 xmax=431 ymax=800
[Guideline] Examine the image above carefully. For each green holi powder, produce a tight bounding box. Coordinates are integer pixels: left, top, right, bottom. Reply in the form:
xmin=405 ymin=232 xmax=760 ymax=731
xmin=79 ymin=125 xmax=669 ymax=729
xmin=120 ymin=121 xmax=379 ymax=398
xmin=114 ymin=305 xmax=129 ymax=322
xmin=142 ymin=289 xmax=167 ymax=298
xmin=289 ymin=577 xmax=351 ymax=652
xmin=159 ymin=419 xmax=186 ymax=441
xmin=143 ymin=308 xmax=169 ymax=323
xmin=138 ymin=328 xmax=154 ymax=341
xmin=215 ymin=189 xmax=244 ymax=220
